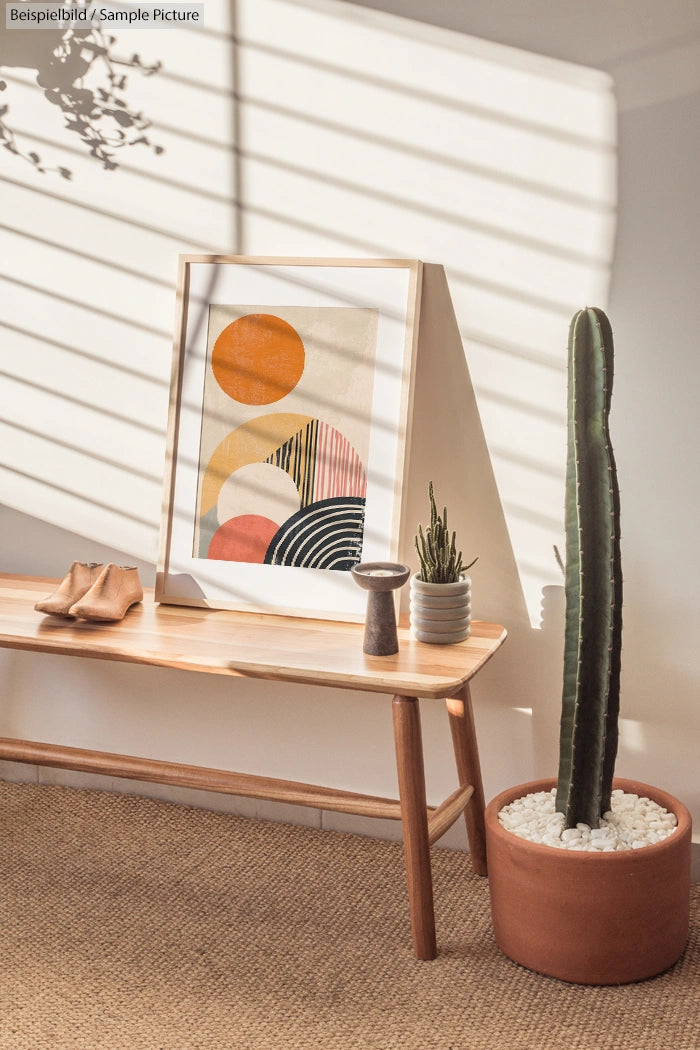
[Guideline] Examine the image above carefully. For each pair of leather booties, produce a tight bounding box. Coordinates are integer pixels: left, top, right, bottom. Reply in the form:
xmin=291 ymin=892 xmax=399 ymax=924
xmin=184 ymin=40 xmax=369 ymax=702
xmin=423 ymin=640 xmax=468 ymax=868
xmin=34 ymin=561 xmax=143 ymax=622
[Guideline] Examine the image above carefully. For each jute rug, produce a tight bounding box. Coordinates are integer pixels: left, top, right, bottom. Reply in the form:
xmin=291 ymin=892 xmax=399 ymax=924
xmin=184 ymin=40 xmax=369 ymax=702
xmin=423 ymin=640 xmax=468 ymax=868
xmin=1 ymin=780 xmax=697 ymax=1050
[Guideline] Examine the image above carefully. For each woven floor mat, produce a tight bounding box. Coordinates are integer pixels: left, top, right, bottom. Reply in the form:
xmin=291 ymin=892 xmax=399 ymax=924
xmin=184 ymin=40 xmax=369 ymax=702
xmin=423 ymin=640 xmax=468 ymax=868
xmin=1 ymin=780 xmax=697 ymax=1049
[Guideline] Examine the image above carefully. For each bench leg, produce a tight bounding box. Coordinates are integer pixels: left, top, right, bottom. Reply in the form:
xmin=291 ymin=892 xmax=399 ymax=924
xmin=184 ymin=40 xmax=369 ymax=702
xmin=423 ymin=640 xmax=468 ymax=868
xmin=392 ymin=694 xmax=437 ymax=961
xmin=446 ymin=684 xmax=487 ymax=875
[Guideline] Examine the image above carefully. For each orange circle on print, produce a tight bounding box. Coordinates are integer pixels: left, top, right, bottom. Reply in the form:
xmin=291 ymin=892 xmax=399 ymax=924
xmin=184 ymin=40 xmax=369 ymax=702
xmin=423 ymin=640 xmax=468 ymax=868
xmin=208 ymin=514 xmax=279 ymax=563
xmin=212 ymin=313 xmax=306 ymax=405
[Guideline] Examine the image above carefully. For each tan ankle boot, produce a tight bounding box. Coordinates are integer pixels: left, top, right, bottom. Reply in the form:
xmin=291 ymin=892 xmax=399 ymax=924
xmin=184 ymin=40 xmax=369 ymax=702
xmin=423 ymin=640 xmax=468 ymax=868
xmin=34 ymin=562 xmax=104 ymax=617
xmin=69 ymin=564 xmax=144 ymax=622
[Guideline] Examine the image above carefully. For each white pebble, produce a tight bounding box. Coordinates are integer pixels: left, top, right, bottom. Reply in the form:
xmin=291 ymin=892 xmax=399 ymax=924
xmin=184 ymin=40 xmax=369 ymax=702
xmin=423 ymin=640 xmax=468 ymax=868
xmin=499 ymin=789 xmax=678 ymax=852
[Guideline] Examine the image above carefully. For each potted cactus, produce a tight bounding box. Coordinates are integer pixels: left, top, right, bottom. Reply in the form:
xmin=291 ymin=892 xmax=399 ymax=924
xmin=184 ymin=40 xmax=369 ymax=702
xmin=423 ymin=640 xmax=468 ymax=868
xmin=485 ymin=308 xmax=692 ymax=984
xmin=410 ymin=482 xmax=477 ymax=644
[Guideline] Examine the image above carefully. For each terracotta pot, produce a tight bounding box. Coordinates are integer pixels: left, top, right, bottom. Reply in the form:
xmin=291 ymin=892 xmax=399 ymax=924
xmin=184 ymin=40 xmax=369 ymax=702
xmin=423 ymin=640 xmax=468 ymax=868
xmin=485 ymin=777 xmax=692 ymax=985
xmin=409 ymin=573 xmax=471 ymax=643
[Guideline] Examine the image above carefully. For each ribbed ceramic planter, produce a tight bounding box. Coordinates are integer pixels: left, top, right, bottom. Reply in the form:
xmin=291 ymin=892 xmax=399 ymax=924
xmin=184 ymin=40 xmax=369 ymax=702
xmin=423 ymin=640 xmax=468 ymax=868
xmin=409 ymin=573 xmax=471 ymax=644
xmin=485 ymin=778 xmax=692 ymax=985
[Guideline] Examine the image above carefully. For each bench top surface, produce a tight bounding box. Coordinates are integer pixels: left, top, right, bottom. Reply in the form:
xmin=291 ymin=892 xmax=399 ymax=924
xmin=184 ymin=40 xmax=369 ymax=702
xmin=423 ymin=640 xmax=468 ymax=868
xmin=0 ymin=574 xmax=506 ymax=698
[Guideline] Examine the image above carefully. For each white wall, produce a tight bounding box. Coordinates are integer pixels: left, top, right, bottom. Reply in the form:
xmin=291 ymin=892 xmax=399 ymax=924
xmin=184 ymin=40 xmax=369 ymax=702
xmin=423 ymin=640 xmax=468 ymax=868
xmin=1 ymin=0 xmax=698 ymax=858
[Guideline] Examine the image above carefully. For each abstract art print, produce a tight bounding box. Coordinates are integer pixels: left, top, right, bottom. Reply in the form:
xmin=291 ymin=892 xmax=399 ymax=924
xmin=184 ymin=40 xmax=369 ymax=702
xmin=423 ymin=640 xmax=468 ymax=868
xmin=194 ymin=305 xmax=377 ymax=570
xmin=157 ymin=257 xmax=422 ymax=620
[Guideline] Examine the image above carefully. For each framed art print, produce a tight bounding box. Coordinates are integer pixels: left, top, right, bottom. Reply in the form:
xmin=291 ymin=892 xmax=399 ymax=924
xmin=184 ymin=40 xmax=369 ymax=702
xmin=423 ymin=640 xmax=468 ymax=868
xmin=156 ymin=256 xmax=422 ymax=620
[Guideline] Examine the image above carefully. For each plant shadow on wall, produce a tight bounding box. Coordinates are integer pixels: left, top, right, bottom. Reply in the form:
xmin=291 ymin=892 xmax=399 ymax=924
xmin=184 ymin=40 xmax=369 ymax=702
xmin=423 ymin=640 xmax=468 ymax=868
xmin=0 ymin=13 xmax=163 ymax=175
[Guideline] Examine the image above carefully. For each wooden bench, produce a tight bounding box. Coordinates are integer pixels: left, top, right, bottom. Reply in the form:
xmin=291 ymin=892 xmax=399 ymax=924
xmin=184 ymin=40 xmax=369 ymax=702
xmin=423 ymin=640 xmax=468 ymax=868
xmin=0 ymin=572 xmax=506 ymax=959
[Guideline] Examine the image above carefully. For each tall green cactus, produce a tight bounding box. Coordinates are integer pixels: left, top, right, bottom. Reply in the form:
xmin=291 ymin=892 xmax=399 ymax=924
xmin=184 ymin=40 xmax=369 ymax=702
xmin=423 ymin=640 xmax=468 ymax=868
xmin=556 ymin=308 xmax=623 ymax=829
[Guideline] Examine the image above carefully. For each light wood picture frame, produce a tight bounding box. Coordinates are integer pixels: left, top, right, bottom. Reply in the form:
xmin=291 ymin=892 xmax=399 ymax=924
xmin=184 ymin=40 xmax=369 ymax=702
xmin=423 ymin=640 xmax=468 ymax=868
xmin=156 ymin=256 xmax=422 ymax=620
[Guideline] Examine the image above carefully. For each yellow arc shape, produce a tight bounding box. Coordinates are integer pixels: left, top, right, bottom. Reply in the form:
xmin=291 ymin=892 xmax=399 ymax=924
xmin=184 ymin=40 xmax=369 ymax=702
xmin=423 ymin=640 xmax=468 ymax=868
xmin=200 ymin=413 xmax=313 ymax=517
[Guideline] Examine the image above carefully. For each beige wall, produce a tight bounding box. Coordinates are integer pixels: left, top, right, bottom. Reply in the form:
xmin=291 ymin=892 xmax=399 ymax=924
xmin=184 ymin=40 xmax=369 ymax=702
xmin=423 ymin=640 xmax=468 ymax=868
xmin=1 ymin=1 xmax=698 ymax=861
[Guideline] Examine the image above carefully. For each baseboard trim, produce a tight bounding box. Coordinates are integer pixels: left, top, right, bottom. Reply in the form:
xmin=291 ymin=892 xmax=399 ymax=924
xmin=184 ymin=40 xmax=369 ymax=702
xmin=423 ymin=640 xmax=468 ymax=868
xmin=2 ymin=761 xmax=697 ymax=873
